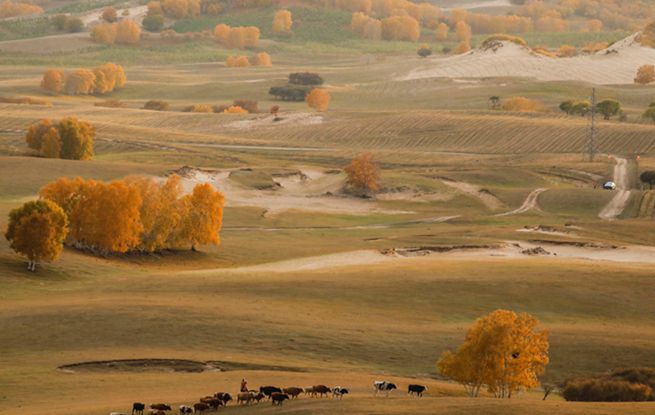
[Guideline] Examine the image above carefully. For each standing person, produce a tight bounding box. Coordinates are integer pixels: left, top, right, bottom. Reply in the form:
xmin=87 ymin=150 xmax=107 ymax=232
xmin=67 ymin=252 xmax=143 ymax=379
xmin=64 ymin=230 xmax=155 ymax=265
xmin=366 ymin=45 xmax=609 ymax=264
xmin=240 ymin=378 xmax=248 ymax=392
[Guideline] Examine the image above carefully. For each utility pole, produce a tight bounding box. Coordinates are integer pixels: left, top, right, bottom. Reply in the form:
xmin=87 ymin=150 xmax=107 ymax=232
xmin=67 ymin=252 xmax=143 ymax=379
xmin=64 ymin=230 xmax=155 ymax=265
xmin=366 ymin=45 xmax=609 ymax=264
xmin=588 ymin=88 xmax=597 ymax=162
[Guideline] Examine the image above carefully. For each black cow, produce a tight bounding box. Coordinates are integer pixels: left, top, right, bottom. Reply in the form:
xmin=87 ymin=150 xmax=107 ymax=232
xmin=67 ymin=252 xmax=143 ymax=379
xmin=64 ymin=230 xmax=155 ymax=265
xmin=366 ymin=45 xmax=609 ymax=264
xmin=150 ymin=403 xmax=171 ymax=411
xmin=271 ymin=392 xmax=290 ymax=406
xmin=193 ymin=402 xmax=209 ymax=414
xmin=408 ymin=384 xmax=428 ymax=397
xmin=132 ymin=402 xmax=145 ymax=415
xmin=260 ymin=386 xmax=283 ymax=397
xmin=214 ymin=392 xmax=233 ymax=405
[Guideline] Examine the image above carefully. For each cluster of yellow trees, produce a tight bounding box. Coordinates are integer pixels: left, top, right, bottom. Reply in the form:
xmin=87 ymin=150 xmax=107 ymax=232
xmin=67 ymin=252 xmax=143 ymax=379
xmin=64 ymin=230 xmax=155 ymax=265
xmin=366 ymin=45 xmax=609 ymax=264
xmin=214 ymin=24 xmax=260 ymax=49
xmin=41 ymin=63 xmax=126 ymax=95
xmin=91 ymin=20 xmax=141 ymax=45
xmin=351 ymin=13 xmax=421 ymax=42
xmin=272 ymin=9 xmax=293 ymax=34
xmin=225 ymin=52 xmax=272 ymax=67
xmin=438 ymin=310 xmax=549 ymax=398
xmin=5 ymin=175 xmax=225 ymax=270
xmin=0 ymin=0 xmax=42 ymax=18
xmin=26 ymin=118 xmax=95 ymax=160
xmin=40 ymin=175 xmax=224 ymax=254
xmin=146 ymin=0 xmax=275 ymax=18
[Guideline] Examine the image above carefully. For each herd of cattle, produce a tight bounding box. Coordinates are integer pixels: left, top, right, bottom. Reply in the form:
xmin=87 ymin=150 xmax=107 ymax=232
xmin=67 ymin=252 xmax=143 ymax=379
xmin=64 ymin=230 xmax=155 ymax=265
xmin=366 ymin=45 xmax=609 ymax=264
xmin=109 ymin=381 xmax=429 ymax=415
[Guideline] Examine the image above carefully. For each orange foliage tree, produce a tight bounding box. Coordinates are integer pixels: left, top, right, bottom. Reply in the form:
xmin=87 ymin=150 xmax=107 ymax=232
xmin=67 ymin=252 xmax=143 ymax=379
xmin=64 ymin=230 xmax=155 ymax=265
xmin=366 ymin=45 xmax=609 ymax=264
xmin=557 ymin=44 xmax=577 ymax=57
xmin=635 ymin=64 xmax=655 ymax=84
xmin=226 ymin=55 xmax=251 ymax=67
xmin=306 ymin=88 xmax=330 ymax=112
xmin=250 ymin=52 xmax=272 ymax=66
xmin=91 ymin=23 xmax=117 ymax=44
xmin=272 ymin=9 xmax=292 ymax=34
xmin=222 ymin=105 xmax=248 ymax=114
xmin=26 ymin=119 xmax=56 ymax=151
xmin=102 ymin=6 xmax=117 ymax=22
xmin=502 ymin=96 xmax=544 ymax=112
xmin=5 ymin=199 xmax=69 ymax=271
xmin=437 ymin=310 xmax=549 ymax=398
xmin=161 ymin=0 xmax=200 ymax=18
xmin=40 ymin=69 xmax=65 ymax=93
xmin=0 ymin=1 xmax=43 ymax=18
xmin=40 ymin=127 xmax=62 ymax=159
xmin=381 ymin=15 xmax=420 ymax=42
xmin=64 ymin=69 xmax=96 ymax=95
xmin=344 ymin=153 xmax=380 ymax=196
xmin=214 ymin=24 xmax=259 ymax=49
xmin=177 ymin=182 xmax=225 ymax=250
xmin=436 ymin=22 xmax=449 ymax=41
xmin=351 ymin=12 xmax=381 ymax=40
xmin=115 ymin=19 xmax=141 ymax=44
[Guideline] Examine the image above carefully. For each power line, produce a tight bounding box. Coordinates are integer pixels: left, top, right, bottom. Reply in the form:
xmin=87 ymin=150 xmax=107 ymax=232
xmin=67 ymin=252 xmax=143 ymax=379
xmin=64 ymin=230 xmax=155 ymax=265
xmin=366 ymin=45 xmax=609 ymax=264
xmin=588 ymin=88 xmax=597 ymax=162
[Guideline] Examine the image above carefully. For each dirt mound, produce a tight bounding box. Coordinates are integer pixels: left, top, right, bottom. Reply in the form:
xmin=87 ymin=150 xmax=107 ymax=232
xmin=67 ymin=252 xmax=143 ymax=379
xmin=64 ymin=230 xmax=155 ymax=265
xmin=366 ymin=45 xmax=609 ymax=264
xmin=521 ymin=246 xmax=553 ymax=256
xmin=381 ymin=244 xmax=506 ymax=257
xmin=527 ymin=239 xmax=619 ymax=249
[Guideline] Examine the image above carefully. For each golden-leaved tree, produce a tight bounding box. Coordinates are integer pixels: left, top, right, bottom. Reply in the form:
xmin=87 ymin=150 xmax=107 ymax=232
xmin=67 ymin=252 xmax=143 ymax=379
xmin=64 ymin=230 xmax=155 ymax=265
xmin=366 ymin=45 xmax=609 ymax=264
xmin=306 ymin=88 xmax=331 ymax=112
xmin=438 ymin=309 xmax=549 ymax=398
xmin=40 ymin=69 xmax=65 ymax=93
xmin=64 ymin=69 xmax=96 ymax=95
xmin=5 ymin=199 xmax=68 ymax=271
xmin=115 ymin=19 xmax=141 ymax=44
xmin=177 ymin=183 xmax=224 ymax=250
xmin=344 ymin=153 xmax=380 ymax=196
xmin=272 ymin=9 xmax=292 ymax=34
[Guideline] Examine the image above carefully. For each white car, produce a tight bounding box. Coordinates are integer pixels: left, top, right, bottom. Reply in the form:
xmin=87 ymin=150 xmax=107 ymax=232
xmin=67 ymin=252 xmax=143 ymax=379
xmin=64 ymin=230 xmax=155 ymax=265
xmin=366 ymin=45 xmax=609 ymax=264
xmin=603 ymin=181 xmax=617 ymax=190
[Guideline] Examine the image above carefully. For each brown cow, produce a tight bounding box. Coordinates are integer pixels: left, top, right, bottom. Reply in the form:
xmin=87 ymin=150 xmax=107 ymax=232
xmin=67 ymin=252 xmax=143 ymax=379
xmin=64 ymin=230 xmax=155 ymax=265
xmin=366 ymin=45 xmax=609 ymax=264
xmin=149 ymin=404 xmax=171 ymax=411
xmin=237 ymin=392 xmax=254 ymax=405
xmin=193 ymin=402 xmax=210 ymax=414
xmin=283 ymin=387 xmax=303 ymax=399
xmin=312 ymin=385 xmax=331 ymax=398
xmin=271 ymin=392 xmax=290 ymax=406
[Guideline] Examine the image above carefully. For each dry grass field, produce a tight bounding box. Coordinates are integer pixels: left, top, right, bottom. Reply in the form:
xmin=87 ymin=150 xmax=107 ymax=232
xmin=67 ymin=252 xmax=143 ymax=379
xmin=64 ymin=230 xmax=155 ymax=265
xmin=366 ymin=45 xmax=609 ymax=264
xmin=1 ymin=2 xmax=655 ymax=414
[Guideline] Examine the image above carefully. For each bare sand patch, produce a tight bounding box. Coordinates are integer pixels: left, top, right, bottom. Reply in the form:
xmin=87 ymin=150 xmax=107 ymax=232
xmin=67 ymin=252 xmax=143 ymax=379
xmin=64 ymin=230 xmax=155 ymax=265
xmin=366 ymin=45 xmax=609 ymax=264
xmin=402 ymin=35 xmax=655 ymax=85
xmin=172 ymin=167 xmax=412 ymax=216
xmin=226 ymin=112 xmax=324 ymax=131
xmin=440 ymin=178 xmax=505 ymax=210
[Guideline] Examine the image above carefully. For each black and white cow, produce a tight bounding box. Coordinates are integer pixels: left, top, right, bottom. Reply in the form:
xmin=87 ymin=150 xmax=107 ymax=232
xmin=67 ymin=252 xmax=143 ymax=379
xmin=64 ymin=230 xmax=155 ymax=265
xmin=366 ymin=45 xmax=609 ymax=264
xmin=132 ymin=403 xmax=145 ymax=415
xmin=332 ymin=386 xmax=349 ymax=399
xmin=178 ymin=405 xmax=193 ymax=414
xmin=408 ymin=384 xmax=428 ymax=397
xmin=373 ymin=381 xmax=397 ymax=397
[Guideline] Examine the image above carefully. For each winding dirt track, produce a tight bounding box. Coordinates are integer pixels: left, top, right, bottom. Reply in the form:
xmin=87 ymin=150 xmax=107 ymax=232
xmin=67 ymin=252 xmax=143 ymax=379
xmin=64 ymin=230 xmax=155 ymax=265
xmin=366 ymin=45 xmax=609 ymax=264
xmin=599 ymin=157 xmax=631 ymax=220
xmin=496 ymin=188 xmax=547 ymax=217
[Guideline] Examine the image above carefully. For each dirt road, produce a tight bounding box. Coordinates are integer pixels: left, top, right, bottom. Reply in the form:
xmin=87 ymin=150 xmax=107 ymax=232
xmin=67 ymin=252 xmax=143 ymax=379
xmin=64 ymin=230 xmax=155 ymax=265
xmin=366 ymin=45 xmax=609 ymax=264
xmin=599 ymin=157 xmax=632 ymax=220
xmin=496 ymin=188 xmax=547 ymax=217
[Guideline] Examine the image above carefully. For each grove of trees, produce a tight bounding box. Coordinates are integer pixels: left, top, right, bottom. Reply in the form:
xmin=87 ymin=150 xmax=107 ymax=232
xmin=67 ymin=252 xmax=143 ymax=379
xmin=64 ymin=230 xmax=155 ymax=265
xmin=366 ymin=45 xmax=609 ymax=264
xmin=26 ymin=118 xmax=95 ymax=160
xmin=0 ymin=1 xmax=43 ymax=18
xmin=269 ymin=72 xmax=323 ymax=101
xmin=91 ymin=20 xmax=141 ymax=45
xmin=226 ymin=52 xmax=272 ymax=67
xmin=214 ymin=24 xmax=260 ymax=49
xmin=438 ymin=309 xmax=549 ymax=398
xmin=41 ymin=63 xmax=126 ymax=95
xmin=39 ymin=175 xmax=224 ymax=255
xmin=5 ymin=200 xmax=68 ymax=271
xmin=344 ymin=153 xmax=380 ymax=196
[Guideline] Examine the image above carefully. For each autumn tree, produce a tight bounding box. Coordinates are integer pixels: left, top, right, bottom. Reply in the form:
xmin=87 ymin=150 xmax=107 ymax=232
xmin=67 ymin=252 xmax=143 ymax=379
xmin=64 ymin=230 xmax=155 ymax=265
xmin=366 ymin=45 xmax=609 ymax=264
xmin=454 ymin=21 xmax=472 ymax=53
xmin=102 ymin=6 xmax=117 ymax=22
xmin=381 ymin=15 xmax=420 ymax=42
xmin=597 ymin=99 xmax=621 ymax=120
xmin=91 ymin=22 xmax=117 ymax=44
xmin=58 ymin=117 xmax=95 ymax=160
xmin=502 ymin=96 xmax=544 ymax=112
xmin=250 ymin=52 xmax=272 ymax=66
xmin=344 ymin=153 xmax=380 ymax=196
xmin=64 ymin=69 xmax=96 ymax=95
xmin=272 ymin=9 xmax=292 ymax=34
xmin=41 ymin=69 xmax=65 ymax=93
xmin=557 ymin=44 xmax=577 ymax=57
xmin=226 ymin=55 xmax=251 ymax=67
xmin=40 ymin=127 xmax=62 ymax=158
xmin=438 ymin=310 xmax=549 ymax=398
xmin=26 ymin=119 xmax=55 ymax=151
xmin=5 ymin=200 xmax=68 ymax=271
xmin=177 ymin=183 xmax=224 ymax=250
xmin=306 ymin=88 xmax=330 ymax=112
xmin=93 ymin=62 xmax=126 ymax=94
xmin=436 ymin=22 xmax=449 ymax=41
xmin=115 ymin=19 xmax=141 ymax=44
xmin=635 ymin=65 xmax=655 ymax=84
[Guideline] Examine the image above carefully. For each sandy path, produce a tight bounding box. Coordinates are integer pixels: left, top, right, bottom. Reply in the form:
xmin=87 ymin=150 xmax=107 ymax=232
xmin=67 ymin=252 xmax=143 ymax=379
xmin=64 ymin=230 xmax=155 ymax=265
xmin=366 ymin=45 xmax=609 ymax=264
xmin=440 ymin=0 xmax=512 ymax=11
xmin=441 ymin=179 xmax=505 ymax=210
xmin=80 ymin=5 xmax=148 ymax=25
xmin=496 ymin=188 xmax=547 ymax=217
xmin=599 ymin=157 xmax=631 ymax=220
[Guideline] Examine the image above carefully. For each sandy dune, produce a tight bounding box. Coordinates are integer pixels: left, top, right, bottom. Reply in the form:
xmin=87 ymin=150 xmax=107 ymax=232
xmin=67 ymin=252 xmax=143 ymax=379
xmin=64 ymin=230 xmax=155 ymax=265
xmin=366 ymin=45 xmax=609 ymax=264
xmin=402 ymin=35 xmax=655 ymax=85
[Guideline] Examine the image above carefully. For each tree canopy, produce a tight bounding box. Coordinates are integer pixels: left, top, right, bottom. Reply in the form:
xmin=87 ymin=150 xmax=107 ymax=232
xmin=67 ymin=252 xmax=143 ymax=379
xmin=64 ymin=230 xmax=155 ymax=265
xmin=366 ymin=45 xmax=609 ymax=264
xmin=344 ymin=153 xmax=380 ymax=196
